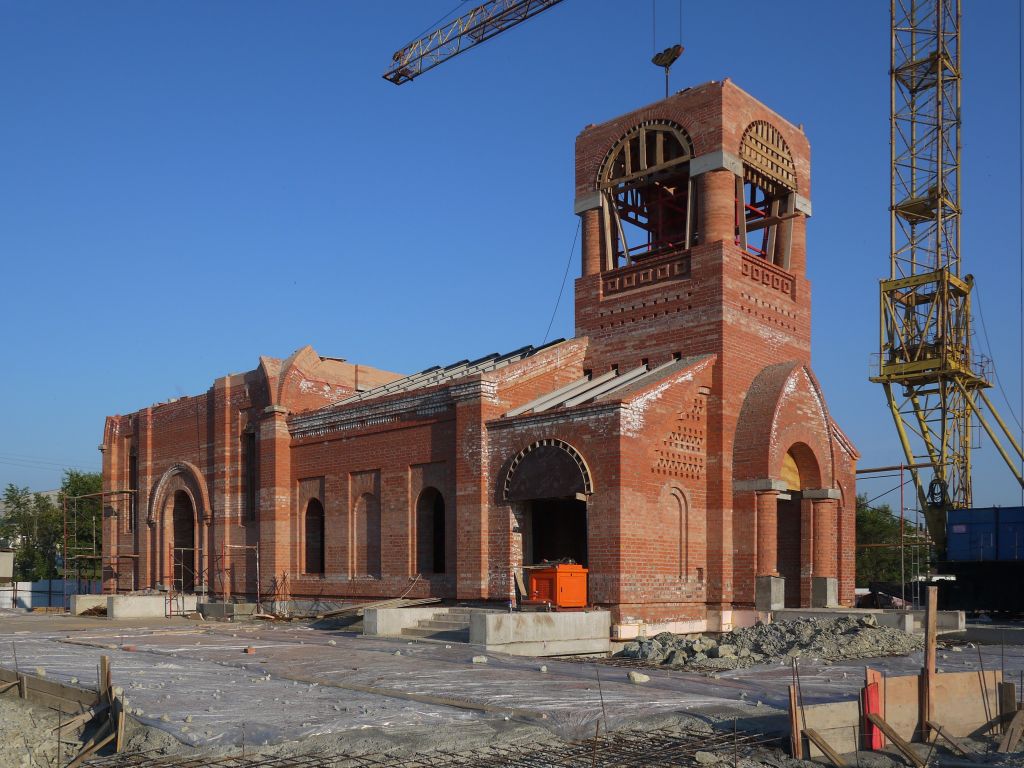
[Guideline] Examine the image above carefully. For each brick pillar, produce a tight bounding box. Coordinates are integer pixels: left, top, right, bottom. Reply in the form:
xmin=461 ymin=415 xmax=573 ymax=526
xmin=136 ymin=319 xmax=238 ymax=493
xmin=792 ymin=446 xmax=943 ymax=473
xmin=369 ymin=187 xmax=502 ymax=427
xmin=812 ymin=498 xmax=838 ymax=578
xmin=452 ymin=381 xmax=499 ymax=600
xmin=755 ymin=490 xmax=779 ymax=576
xmin=580 ymin=208 xmax=601 ymax=276
xmin=701 ymin=169 xmax=737 ymax=244
xmin=98 ymin=437 xmax=116 ymax=594
xmin=259 ymin=405 xmax=292 ymax=601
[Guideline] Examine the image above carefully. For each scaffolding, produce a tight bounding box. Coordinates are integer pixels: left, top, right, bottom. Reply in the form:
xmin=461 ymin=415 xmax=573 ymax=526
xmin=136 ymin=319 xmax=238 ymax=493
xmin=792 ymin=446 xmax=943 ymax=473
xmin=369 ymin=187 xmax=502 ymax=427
xmin=62 ymin=490 xmax=135 ymax=609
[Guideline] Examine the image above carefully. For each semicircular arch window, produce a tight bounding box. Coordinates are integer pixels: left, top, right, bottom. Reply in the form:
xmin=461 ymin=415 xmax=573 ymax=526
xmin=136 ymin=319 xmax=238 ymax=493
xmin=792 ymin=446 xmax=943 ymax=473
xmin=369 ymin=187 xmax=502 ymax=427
xmin=598 ymin=121 xmax=696 ymax=271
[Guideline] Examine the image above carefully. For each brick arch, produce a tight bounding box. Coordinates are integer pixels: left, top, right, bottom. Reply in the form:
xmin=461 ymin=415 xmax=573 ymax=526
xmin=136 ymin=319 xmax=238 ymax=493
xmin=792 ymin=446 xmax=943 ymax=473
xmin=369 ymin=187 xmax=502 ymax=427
xmin=503 ymin=438 xmax=593 ymax=502
xmin=148 ymin=462 xmax=211 ymax=526
xmin=733 ymin=362 xmax=835 ymax=489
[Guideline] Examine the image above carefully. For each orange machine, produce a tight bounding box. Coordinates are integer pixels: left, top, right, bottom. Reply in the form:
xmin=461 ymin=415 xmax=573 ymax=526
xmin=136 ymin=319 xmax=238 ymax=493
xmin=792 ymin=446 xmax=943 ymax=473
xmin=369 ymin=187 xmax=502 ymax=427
xmin=525 ymin=563 xmax=588 ymax=608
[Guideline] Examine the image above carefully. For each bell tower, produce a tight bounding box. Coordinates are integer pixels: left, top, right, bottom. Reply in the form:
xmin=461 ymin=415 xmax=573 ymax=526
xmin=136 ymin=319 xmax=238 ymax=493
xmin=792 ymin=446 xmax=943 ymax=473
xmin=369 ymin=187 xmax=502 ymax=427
xmin=572 ymin=79 xmax=814 ymax=375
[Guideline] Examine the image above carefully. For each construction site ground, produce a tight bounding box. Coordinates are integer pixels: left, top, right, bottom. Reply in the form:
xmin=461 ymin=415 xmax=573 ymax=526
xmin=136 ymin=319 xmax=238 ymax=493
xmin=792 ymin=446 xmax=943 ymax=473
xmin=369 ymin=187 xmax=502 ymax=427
xmin=1 ymin=610 xmax=1022 ymax=767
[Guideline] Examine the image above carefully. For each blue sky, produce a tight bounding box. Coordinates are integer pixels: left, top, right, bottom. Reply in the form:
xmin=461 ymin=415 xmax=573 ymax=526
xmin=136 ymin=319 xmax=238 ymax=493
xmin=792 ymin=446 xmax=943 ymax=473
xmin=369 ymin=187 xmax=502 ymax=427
xmin=0 ymin=1 xmax=1021 ymax=515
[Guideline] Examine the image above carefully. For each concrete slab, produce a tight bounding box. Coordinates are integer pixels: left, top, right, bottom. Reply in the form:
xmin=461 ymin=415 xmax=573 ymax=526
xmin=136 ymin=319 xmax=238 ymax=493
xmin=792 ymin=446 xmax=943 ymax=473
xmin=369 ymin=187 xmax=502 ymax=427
xmin=198 ymin=601 xmax=257 ymax=620
xmin=470 ymin=610 xmax=610 ymax=656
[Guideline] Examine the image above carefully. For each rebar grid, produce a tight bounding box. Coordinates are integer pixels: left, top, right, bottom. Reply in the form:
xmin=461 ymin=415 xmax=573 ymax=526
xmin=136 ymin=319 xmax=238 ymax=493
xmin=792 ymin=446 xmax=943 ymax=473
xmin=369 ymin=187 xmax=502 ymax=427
xmin=83 ymin=727 xmax=775 ymax=768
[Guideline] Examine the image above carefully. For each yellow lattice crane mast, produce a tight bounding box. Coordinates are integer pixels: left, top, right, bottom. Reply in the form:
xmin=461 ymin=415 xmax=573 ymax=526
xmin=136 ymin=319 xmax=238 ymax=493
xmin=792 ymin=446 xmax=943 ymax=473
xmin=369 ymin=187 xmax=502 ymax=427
xmin=872 ymin=0 xmax=1023 ymax=555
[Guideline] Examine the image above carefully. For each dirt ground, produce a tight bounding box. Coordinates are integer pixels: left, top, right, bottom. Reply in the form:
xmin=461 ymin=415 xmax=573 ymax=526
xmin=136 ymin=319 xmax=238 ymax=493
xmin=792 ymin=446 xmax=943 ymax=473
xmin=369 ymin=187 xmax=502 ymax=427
xmin=0 ymin=610 xmax=1018 ymax=766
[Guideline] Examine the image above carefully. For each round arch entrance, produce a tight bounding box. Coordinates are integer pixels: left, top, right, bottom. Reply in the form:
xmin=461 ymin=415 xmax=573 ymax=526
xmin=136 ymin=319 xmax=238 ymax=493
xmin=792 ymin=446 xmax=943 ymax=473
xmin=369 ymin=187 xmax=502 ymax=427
xmin=777 ymin=443 xmax=821 ymax=608
xmin=503 ymin=439 xmax=593 ymax=568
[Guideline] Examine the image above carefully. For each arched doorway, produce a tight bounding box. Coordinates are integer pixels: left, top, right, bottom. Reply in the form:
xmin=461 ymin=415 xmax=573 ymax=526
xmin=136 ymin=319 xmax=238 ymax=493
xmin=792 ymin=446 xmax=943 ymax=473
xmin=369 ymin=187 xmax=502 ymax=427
xmin=305 ymin=498 xmax=325 ymax=576
xmin=171 ymin=490 xmax=196 ymax=592
xmin=504 ymin=439 xmax=593 ymax=569
xmin=777 ymin=443 xmax=820 ymax=607
xmin=416 ymin=488 xmax=446 ymax=575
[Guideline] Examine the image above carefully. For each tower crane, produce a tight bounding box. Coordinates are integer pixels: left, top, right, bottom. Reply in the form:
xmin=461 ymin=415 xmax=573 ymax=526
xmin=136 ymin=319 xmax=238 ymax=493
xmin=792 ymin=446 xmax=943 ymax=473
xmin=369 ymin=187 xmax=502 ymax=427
xmin=871 ymin=0 xmax=1023 ymax=555
xmin=383 ymin=0 xmax=567 ymax=85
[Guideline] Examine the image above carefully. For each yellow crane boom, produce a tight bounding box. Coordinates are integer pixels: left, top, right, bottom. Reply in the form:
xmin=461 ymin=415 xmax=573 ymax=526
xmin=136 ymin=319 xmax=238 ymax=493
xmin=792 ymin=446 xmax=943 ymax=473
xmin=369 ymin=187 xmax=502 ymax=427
xmin=384 ymin=0 xmax=567 ymax=85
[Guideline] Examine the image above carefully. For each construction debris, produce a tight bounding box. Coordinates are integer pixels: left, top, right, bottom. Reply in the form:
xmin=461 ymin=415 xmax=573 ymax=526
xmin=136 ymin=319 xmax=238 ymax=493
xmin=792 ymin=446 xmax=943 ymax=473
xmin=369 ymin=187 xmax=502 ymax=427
xmin=617 ymin=617 xmax=923 ymax=670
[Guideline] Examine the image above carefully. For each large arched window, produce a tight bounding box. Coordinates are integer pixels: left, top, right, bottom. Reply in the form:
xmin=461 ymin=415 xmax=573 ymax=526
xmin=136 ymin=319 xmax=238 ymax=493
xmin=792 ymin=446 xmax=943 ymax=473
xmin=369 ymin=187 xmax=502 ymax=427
xmin=304 ymin=498 xmax=325 ymax=576
xmin=737 ymin=121 xmax=798 ymax=268
xmin=598 ymin=121 xmax=696 ymax=270
xmin=416 ymin=488 xmax=446 ymax=575
xmin=353 ymin=493 xmax=381 ymax=578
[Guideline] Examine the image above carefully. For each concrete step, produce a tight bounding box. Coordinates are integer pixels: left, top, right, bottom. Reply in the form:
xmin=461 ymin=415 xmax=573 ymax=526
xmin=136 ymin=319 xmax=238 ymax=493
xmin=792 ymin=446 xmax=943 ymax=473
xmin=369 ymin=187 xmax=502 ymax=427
xmin=446 ymin=607 xmax=502 ymax=616
xmin=416 ymin=618 xmax=470 ymax=631
xmin=400 ymin=627 xmax=470 ymax=642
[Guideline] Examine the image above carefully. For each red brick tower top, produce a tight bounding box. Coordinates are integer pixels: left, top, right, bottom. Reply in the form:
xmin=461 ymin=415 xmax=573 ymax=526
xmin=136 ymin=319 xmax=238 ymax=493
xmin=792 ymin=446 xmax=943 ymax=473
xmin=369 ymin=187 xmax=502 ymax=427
xmin=573 ymin=79 xmax=814 ymax=373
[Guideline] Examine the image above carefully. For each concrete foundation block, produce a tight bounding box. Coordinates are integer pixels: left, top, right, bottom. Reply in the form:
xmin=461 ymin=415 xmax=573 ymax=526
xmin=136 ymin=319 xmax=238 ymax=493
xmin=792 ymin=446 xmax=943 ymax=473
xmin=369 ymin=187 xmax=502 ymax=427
xmin=199 ymin=602 xmax=257 ymax=620
xmin=470 ymin=610 xmax=611 ymax=657
xmin=811 ymin=577 xmax=839 ymax=608
xmin=70 ymin=595 xmax=107 ymax=615
xmin=107 ymin=595 xmax=167 ymax=619
xmin=755 ymin=576 xmax=785 ymax=611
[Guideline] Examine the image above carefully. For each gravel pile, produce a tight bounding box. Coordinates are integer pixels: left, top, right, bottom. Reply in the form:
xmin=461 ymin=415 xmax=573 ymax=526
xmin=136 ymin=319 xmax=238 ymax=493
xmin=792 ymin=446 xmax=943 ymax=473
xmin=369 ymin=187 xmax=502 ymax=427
xmin=617 ymin=616 xmax=923 ymax=670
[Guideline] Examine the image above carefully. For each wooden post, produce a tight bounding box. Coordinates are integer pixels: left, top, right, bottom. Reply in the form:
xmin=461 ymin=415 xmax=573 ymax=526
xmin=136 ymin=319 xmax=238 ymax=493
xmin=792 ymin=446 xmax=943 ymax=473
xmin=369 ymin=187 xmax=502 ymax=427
xmin=99 ymin=655 xmax=111 ymax=704
xmin=789 ymin=684 xmax=803 ymax=759
xmin=920 ymin=585 xmax=937 ymax=741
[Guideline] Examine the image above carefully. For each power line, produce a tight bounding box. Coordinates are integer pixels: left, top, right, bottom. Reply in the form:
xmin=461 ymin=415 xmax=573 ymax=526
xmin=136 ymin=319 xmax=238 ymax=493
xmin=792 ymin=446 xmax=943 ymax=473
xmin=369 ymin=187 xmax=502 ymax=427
xmin=542 ymin=219 xmax=580 ymax=345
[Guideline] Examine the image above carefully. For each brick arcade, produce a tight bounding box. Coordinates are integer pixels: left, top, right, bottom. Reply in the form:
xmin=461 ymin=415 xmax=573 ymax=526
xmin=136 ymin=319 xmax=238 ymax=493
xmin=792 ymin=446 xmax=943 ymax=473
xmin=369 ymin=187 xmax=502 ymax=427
xmin=101 ymin=79 xmax=857 ymax=636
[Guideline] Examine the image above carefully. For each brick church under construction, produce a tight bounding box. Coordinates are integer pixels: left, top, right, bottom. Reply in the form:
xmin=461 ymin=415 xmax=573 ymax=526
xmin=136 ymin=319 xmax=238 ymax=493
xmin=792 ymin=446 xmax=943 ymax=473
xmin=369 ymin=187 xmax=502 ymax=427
xmin=102 ymin=79 xmax=858 ymax=636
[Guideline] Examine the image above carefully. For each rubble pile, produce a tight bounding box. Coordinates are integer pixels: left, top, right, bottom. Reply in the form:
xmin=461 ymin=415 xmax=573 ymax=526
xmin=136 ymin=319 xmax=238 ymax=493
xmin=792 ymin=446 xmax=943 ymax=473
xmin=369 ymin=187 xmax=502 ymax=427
xmin=617 ymin=616 xmax=923 ymax=670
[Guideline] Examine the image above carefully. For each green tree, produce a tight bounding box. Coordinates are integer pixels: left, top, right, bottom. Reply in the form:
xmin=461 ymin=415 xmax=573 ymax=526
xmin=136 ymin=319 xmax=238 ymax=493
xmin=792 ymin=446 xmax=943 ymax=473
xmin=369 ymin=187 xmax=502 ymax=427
xmin=0 ymin=470 xmax=102 ymax=582
xmin=0 ymin=485 xmax=62 ymax=581
xmin=855 ymin=493 xmax=904 ymax=587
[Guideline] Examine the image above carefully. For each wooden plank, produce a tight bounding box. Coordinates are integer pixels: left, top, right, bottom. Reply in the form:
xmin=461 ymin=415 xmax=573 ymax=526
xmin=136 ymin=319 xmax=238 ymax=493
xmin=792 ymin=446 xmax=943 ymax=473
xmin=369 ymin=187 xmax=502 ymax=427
xmin=997 ymin=709 xmax=1024 ymax=753
xmin=925 ymin=721 xmax=973 ymax=758
xmin=0 ymin=666 xmax=99 ymax=708
xmin=865 ymin=667 xmax=887 ymax=749
xmin=862 ymin=681 xmax=884 ymax=751
xmin=788 ymin=684 xmax=803 ymax=759
xmin=66 ymin=729 xmax=116 ymax=768
xmin=921 ymin=586 xmax=938 ymax=741
xmin=999 ymin=682 xmax=1017 ymax=733
xmin=52 ymin=702 xmax=109 ymax=735
xmin=114 ymin=697 xmax=126 ymax=753
xmin=866 ymin=713 xmax=925 ymax=768
xmin=804 ymin=729 xmax=847 ymax=767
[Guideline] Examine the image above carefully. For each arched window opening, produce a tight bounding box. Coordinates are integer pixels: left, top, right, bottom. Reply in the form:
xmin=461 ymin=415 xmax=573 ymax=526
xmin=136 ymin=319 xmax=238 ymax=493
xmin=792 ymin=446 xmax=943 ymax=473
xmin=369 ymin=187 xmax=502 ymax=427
xmin=599 ymin=121 xmax=697 ymax=270
xmin=304 ymin=498 xmax=325 ymax=576
xmin=353 ymin=493 xmax=381 ymax=578
xmin=416 ymin=488 xmax=446 ymax=575
xmin=737 ymin=121 xmax=798 ymax=268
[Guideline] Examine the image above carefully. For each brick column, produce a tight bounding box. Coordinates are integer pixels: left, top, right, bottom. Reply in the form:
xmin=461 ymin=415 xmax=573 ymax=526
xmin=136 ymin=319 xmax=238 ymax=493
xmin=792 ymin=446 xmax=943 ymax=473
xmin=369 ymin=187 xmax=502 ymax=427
xmin=451 ymin=380 xmax=499 ymax=600
xmin=259 ymin=405 xmax=292 ymax=600
xmin=700 ymin=169 xmax=737 ymax=244
xmin=580 ymin=208 xmax=601 ymax=276
xmin=755 ymin=490 xmax=779 ymax=576
xmin=811 ymin=498 xmax=838 ymax=578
